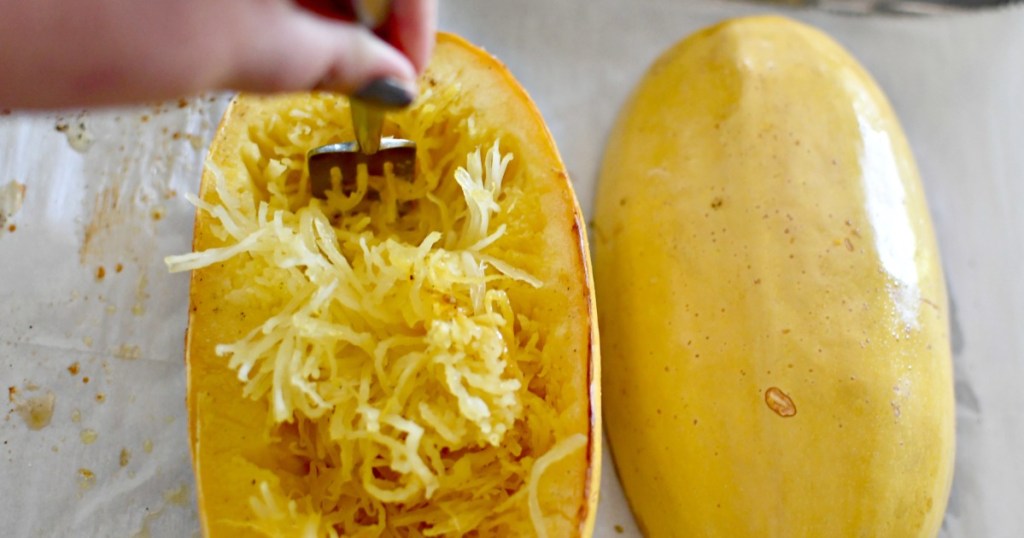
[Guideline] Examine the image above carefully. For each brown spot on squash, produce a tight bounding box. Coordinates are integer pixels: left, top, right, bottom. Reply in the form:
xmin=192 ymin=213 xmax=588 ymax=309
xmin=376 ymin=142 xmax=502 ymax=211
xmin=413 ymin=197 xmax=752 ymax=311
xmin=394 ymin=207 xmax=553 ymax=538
xmin=765 ymin=386 xmax=796 ymax=417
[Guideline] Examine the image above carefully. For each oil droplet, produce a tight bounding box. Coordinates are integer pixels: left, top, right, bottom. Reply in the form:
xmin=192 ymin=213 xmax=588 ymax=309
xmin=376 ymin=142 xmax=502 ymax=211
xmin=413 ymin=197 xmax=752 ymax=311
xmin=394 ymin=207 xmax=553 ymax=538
xmin=120 ymin=448 xmax=132 ymax=467
xmin=55 ymin=118 xmax=95 ymax=152
xmin=71 ymin=408 xmax=81 ymax=423
xmin=0 ymin=181 xmax=26 ymax=228
xmin=133 ymin=509 xmax=161 ymax=538
xmin=80 ymin=429 xmax=98 ymax=445
xmin=143 ymin=439 xmax=153 ymax=454
xmin=115 ymin=344 xmax=141 ymax=361
xmin=164 ymin=485 xmax=189 ymax=505
xmin=133 ymin=273 xmax=150 ymax=316
xmin=130 ymin=487 xmax=187 ymax=538
xmin=765 ymin=387 xmax=797 ymax=417
xmin=78 ymin=468 xmax=96 ymax=491
xmin=15 ymin=392 xmax=56 ymax=429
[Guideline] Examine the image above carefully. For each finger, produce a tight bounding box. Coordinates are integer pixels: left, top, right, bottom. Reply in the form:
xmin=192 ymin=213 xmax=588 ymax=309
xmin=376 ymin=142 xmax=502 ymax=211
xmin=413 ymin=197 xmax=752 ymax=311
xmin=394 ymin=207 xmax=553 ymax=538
xmin=388 ymin=0 xmax=437 ymax=73
xmin=225 ymin=5 xmax=417 ymax=98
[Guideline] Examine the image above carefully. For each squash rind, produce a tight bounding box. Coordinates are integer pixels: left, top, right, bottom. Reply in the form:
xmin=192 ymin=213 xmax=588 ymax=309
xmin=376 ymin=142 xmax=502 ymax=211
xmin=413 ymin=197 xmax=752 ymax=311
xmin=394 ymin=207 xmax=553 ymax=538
xmin=595 ymin=16 xmax=954 ymax=537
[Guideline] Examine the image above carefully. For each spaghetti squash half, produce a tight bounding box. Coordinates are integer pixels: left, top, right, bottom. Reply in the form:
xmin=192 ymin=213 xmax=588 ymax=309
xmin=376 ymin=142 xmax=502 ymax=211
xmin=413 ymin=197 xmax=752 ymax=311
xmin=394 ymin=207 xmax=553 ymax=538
xmin=167 ymin=33 xmax=600 ymax=537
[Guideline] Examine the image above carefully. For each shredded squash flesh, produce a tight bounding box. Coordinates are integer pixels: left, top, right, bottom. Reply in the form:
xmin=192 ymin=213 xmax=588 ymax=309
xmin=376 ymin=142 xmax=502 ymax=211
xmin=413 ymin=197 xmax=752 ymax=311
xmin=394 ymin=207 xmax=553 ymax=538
xmin=167 ymin=86 xmax=586 ymax=536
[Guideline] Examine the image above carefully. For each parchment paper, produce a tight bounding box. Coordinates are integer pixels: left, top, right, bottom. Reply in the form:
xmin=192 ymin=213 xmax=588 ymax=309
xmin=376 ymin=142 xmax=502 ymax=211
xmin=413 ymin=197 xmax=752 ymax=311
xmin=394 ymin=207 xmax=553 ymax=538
xmin=2 ymin=1 xmax=1022 ymax=536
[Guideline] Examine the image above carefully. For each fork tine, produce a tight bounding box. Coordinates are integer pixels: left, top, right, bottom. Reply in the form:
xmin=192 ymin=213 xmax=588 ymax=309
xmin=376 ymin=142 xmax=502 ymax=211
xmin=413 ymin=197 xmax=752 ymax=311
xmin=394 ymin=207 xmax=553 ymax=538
xmin=307 ymin=139 xmax=416 ymax=198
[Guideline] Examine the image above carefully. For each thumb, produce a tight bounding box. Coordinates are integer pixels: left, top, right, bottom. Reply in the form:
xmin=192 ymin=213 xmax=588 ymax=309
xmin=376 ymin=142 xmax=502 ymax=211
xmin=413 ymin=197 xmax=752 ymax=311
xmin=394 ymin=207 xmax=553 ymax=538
xmin=224 ymin=6 xmax=417 ymax=102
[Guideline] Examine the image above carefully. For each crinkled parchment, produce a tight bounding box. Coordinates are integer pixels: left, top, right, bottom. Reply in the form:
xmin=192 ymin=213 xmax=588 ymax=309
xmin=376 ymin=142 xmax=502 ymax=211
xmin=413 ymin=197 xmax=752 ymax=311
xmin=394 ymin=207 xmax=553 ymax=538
xmin=2 ymin=1 xmax=1022 ymax=536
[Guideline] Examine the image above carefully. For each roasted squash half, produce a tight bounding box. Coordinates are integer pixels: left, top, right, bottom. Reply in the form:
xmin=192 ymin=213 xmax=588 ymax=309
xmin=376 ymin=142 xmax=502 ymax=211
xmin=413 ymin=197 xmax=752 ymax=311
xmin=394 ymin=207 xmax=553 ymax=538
xmin=168 ymin=33 xmax=600 ymax=537
xmin=594 ymin=16 xmax=954 ymax=537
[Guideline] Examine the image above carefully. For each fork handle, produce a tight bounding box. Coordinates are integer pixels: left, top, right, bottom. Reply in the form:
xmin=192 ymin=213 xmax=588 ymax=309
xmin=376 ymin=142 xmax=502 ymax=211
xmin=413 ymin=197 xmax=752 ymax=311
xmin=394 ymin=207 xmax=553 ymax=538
xmin=351 ymin=101 xmax=384 ymax=154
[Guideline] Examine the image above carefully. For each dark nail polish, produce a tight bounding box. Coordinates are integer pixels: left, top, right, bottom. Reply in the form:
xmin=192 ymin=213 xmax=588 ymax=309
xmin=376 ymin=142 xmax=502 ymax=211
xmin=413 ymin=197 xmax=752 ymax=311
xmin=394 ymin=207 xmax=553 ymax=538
xmin=353 ymin=77 xmax=415 ymax=109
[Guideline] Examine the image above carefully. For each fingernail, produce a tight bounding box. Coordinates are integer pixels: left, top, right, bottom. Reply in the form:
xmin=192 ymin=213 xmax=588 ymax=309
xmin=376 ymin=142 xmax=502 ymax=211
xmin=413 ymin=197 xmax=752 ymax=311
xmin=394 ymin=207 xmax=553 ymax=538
xmin=353 ymin=77 xmax=416 ymax=109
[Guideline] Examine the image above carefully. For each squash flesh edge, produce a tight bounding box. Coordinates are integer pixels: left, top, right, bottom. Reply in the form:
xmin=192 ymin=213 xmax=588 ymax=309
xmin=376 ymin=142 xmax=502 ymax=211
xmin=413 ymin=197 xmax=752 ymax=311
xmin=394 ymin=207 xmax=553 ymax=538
xmin=183 ymin=33 xmax=599 ymax=537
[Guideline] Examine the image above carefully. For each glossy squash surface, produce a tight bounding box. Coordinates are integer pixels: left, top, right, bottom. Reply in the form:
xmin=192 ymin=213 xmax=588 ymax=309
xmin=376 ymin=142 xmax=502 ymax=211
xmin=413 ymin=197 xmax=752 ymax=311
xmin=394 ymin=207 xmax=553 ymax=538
xmin=594 ymin=16 xmax=953 ymax=537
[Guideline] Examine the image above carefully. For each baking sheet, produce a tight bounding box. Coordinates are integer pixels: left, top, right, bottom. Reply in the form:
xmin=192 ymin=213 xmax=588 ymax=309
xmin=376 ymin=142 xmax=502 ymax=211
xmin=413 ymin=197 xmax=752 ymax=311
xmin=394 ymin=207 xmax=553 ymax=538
xmin=2 ymin=1 xmax=1022 ymax=536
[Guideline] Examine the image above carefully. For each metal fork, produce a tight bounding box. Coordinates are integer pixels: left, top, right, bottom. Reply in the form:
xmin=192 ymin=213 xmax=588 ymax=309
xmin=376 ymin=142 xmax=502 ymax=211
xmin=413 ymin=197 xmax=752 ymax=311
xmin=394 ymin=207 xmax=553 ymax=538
xmin=306 ymin=0 xmax=417 ymax=198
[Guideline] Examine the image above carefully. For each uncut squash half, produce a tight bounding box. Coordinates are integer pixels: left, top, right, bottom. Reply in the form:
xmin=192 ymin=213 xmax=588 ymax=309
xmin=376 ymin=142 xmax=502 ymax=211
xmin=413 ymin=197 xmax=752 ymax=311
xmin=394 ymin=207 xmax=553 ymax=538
xmin=174 ymin=33 xmax=599 ymax=537
xmin=595 ymin=17 xmax=954 ymax=537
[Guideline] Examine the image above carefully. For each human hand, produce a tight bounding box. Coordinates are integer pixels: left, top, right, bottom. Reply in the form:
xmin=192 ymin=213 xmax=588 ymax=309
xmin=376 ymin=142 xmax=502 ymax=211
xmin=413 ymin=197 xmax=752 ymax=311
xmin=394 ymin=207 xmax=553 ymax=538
xmin=0 ymin=0 xmax=436 ymax=109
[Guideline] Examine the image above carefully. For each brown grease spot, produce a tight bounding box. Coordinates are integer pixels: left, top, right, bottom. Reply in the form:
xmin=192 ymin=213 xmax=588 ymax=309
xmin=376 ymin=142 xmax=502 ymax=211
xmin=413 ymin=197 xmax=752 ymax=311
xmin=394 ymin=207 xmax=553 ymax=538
xmin=7 ymin=224 xmax=14 ymax=232
xmin=120 ymin=448 xmax=132 ymax=467
xmin=115 ymin=263 xmax=124 ymax=273
xmin=95 ymin=266 xmax=106 ymax=280
xmin=81 ymin=186 xmax=132 ymax=264
xmin=765 ymin=387 xmax=797 ymax=417
xmin=78 ymin=468 xmax=96 ymax=491
xmin=82 ymin=376 xmax=90 ymax=384
xmin=95 ymin=393 xmax=106 ymax=403
xmin=115 ymin=344 xmax=141 ymax=360
xmin=710 ymin=197 xmax=723 ymax=209
xmin=68 ymin=362 xmax=80 ymax=376
xmin=15 ymin=392 xmax=56 ymax=429
xmin=80 ymin=429 xmax=98 ymax=445
xmin=164 ymin=485 xmax=189 ymax=505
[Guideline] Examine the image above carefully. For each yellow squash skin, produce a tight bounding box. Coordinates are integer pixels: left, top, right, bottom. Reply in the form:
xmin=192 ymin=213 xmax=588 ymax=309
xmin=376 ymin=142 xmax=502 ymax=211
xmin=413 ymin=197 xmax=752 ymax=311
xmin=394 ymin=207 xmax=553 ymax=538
xmin=185 ymin=33 xmax=601 ymax=537
xmin=594 ymin=16 xmax=953 ymax=537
